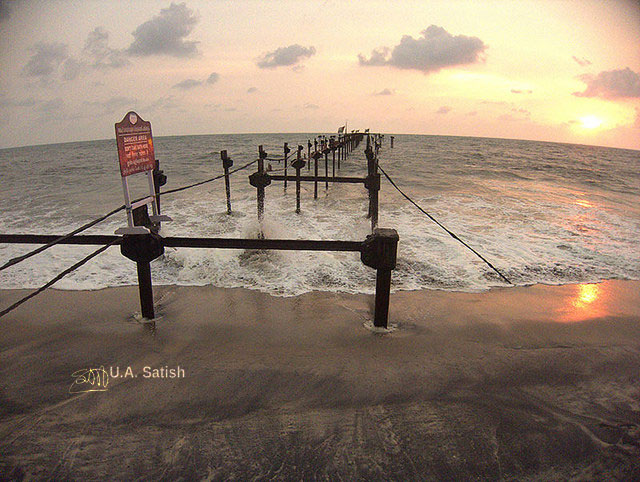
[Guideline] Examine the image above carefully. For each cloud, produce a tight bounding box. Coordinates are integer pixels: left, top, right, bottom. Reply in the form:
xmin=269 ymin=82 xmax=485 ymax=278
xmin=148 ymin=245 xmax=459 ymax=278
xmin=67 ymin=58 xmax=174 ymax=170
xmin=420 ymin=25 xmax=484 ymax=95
xmin=510 ymin=89 xmax=532 ymax=94
xmin=572 ymin=56 xmax=592 ymax=67
xmin=37 ymin=97 xmax=64 ymax=115
xmin=358 ymin=48 xmax=389 ymax=66
xmin=303 ymin=103 xmax=319 ymax=109
xmin=83 ymin=27 xmax=129 ymax=69
xmin=256 ymin=44 xmax=316 ymax=69
xmin=146 ymin=95 xmax=179 ymax=112
xmin=23 ymin=42 xmax=68 ymax=78
xmin=61 ymin=58 xmax=83 ymax=81
xmin=358 ymin=25 xmax=486 ymax=74
xmin=467 ymin=111 xmax=477 ymax=116
xmin=128 ymin=2 xmax=199 ymax=57
xmin=573 ymin=67 xmax=640 ymax=98
xmin=436 ymin=106 xmax=452 ymax=114
xmin=173 ymin=73 xmax=219 ymax=90
xmin=23 ymin=28 xmax=128 ymax=82
xmin=84 ymin=96 xmax=137 ymax=115
xmin=247 ymin=87 xmax=257 ymax=93
xmin=173 ymin=78 xmax=202 ymax=90
xmin=99 ymin=96 xmax=137 ymax=110
xmin=635 ymin=107 xmax=640 ymax=129
xmin=372 ymin=88 xmax=394 ymax=96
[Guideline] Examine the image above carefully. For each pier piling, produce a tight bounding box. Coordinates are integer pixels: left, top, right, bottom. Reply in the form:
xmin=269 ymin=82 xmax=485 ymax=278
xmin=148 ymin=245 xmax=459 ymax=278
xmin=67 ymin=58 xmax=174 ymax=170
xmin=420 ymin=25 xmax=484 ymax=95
xmin=221 ymin=150 xmax=233 ymax=215
xmin=293 ymin=145 xmax=305 ymax=213
xmin=120 ymin=233 xmax=165 ymax=321
xmin=283 ymin=142 xmax=290 ymax=190
xmin=249 ymin=145 xmax=272 ymax=231
xmin=361 ymin=228 xmax=399 ymax=328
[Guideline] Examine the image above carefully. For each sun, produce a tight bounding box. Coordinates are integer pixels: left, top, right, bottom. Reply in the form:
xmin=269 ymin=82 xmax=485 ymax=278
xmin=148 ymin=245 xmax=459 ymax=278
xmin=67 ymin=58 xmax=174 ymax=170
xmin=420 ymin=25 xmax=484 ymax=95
xmin=579 ymin=115 xmax=603 ymax=129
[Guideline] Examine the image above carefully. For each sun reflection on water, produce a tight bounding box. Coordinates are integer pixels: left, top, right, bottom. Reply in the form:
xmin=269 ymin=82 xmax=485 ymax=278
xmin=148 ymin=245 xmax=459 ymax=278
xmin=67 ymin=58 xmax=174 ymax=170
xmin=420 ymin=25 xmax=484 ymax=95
xmin=563 ymin=283 xmax=605 ymax=322
xmin=575 ymin=199 xmax=594 ymax=208
xmin=574 ymin=283 xmax=600 ymax=307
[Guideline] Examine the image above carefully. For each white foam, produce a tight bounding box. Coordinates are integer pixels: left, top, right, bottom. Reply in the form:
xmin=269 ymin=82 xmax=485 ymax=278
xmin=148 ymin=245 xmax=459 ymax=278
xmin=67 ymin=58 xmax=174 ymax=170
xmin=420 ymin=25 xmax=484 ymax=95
xmin=1 ymin=135 xmax=639 ymax=295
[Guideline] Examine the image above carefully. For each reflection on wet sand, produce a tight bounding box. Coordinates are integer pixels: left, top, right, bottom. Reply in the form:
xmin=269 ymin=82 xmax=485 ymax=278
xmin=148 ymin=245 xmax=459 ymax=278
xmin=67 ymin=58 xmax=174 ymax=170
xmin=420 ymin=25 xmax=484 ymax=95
xmin=563 ymin=282 xmax=604 ymax=322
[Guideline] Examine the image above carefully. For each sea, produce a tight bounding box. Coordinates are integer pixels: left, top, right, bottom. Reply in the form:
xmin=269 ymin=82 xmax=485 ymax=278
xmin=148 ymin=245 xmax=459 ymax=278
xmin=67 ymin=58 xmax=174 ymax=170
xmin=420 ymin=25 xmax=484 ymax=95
xmin=0 ymin=134 xmax=638 ymax=295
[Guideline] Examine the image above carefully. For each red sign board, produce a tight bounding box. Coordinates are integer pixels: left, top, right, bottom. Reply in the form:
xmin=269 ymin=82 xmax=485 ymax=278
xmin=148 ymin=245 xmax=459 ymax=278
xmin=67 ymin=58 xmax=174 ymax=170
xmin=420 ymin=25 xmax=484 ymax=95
xmin=115 ymin=111 xmax=156 ymax=177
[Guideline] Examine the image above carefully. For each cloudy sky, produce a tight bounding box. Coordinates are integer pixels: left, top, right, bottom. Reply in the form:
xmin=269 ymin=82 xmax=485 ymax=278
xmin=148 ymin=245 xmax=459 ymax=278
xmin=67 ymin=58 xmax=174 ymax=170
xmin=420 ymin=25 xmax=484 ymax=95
xmin=1 ymin=0 xmax=639 ymax=149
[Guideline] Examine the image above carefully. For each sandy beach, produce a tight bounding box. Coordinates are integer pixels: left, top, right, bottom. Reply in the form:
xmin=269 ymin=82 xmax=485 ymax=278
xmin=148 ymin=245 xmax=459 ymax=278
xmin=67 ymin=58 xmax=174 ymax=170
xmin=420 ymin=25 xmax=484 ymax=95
xmin=1 ymin=280 xmax=639 ymax=480
xmin=0 ymin=281 xmax=640 ymax=480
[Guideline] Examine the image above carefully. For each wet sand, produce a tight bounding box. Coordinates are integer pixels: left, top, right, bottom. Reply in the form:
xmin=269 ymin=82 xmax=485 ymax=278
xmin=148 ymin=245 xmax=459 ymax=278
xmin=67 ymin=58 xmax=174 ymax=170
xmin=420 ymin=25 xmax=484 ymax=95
xmin=1 ymin=280 xmax=639 ymax=479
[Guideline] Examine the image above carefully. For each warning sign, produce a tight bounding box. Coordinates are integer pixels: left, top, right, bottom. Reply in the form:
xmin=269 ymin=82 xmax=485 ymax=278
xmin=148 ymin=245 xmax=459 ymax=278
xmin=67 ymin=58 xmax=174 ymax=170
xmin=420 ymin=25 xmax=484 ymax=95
xmin=115 ymin=111 xmax=156 ymax=177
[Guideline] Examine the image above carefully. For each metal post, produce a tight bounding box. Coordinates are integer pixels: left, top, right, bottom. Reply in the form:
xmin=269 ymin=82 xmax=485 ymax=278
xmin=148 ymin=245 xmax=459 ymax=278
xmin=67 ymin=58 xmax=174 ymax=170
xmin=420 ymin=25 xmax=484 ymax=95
xmin=136 ymin=261 xmax=154 ymax=319
xmin=360 ymin=228 xmax=399 ymax=329
xmin=221 ymin=150 xmax=232 ymax=215
xmin=371 ymin=183 xmax=379 ymax=231
xmin=121 ymin=234 xmax=164 ymax=321
xmin=307 ymin=140 xmax=311 ymax=171
xmin=332 ymin=140 xmax=336 ymax=177
xmin=314 ymin=141 xmax=319 ymax=199
xmin=153 ymin=160 xmax=162 ymax=215
xmin=374 ymin=268 xmax=391 ymax=328
xmin=390 ymin=135 xmax=394 ymax=148
xmin=365 ymin=144 xmax=380 ymax=230
xmin=257 ymin=145 xmax=266 ymax=222
xmin=283 ymin=142 xmax=289 ymax=190
xmin=295 ymin=145 xmax=303 ymax=214
xmin=324 ymin=141 xmax=329 ymax=190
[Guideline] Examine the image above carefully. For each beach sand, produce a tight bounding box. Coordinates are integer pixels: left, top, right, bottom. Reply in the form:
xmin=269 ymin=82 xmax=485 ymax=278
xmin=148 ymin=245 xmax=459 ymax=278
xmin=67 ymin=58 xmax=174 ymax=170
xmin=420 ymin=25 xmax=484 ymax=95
xmin=1 ymin=280 xmax=639 ymax=479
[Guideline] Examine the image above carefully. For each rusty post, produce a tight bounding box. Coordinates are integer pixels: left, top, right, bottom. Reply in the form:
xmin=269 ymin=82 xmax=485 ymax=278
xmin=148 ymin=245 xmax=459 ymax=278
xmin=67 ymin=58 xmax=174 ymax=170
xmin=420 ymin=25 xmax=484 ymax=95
xmin=390 ymin=135 xmax=394 ymax=148
xmin=293 ymin=145 xmax=304 ymax=214
xmin=153 ymin=159 xmax=162 ymax=215
xmin=137 ymin=261 xmax=154 ymax=319
xmin=121 ymin=234 xmax=165 ymax=321
xmin=324 ymin=140 xmax=329 ymax=190
xmin=314 ymin=139 xmax=319 ymax=199
xmin=151 ymin=159 xmax=167 ymax=233
xmin=283 ymin=142 xmax=290 ymax=190
xmin=365 ymin=143 xmax=380 ymax=231
xmin=248 ymin=146 xmax=271 ymax=239
xmin=361 ymin=228 xmax=399 ymax=328
xmin=257 ymin=145 xmax=266 ymax=221
xmin=221 ymin=150 xmax=233 ymax=215
xmin=331 ymin=136 xmax=336 ymax=177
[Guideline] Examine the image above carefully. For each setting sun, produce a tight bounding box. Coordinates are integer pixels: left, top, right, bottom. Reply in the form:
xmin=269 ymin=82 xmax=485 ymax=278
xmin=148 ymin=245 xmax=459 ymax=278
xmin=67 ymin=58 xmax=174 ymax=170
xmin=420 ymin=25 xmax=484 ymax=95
xmin=579 ymin=115 xmax=603 ymax=129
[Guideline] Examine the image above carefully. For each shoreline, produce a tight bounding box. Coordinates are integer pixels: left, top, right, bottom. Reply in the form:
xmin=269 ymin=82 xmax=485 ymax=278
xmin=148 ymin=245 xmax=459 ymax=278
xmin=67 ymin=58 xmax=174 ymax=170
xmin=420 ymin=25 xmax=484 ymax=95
xmin=1 ymin=280 xmax=639 ymax=479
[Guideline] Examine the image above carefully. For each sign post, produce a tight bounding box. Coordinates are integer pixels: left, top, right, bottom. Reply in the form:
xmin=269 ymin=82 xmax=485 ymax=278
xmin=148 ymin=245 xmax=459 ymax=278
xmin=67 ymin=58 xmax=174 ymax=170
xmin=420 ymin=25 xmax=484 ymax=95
xmin=114 ymin=111 xmax=170 ymax=234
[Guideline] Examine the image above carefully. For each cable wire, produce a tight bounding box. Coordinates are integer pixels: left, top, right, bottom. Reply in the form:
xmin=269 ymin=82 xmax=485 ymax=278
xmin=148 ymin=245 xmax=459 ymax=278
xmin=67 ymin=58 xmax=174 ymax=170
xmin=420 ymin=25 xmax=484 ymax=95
xmin=0 ymin=238 xmax=119 ymax=319
xmin=159 ymin=158 xmax=258 ymax=196
xmin=0 ymin=158 xmax=260 ymax=272
xmin=0 ymin=205 xmax=125 ymax=272
xmin=377 ymin=163 xmax=513 ymax=285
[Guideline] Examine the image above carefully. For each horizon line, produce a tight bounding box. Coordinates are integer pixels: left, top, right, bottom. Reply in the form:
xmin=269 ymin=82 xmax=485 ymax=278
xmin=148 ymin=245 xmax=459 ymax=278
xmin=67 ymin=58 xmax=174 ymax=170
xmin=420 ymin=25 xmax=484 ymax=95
xmin=1 ymin=131 xmax=638 ymax=153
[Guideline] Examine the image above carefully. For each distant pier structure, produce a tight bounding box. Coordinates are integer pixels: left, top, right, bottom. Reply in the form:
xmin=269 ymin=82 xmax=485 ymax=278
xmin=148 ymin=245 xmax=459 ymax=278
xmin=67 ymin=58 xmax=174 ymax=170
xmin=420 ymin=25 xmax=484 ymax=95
xmin=0 ymin=118 xmax=397 ymax=329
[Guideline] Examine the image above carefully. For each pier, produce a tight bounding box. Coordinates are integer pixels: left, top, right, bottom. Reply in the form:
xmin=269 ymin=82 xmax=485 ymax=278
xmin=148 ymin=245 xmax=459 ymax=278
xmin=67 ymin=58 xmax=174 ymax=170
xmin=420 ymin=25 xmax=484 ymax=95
xmin=0 ymin=124 xmax=396 ymax=328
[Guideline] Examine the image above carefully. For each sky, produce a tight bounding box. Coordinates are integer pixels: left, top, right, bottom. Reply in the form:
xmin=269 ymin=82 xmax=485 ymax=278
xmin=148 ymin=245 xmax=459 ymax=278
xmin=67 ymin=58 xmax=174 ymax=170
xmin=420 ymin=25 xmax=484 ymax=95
xmin=0 ymin=0 xmax=639 ymax=150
